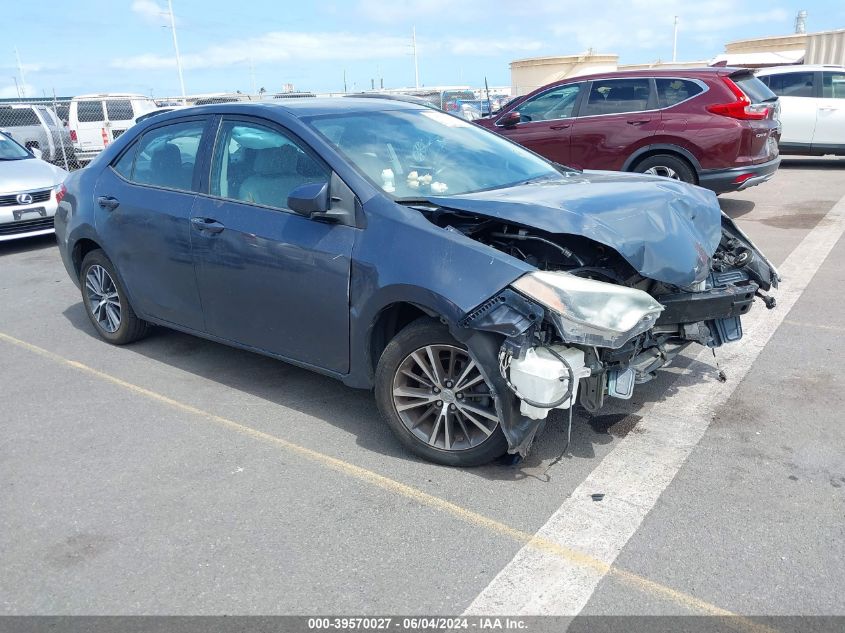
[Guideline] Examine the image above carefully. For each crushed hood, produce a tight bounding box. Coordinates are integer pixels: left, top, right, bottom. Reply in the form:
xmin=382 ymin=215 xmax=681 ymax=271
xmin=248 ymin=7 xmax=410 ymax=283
xmin=428 ymin=171 xmax=723 ymax=287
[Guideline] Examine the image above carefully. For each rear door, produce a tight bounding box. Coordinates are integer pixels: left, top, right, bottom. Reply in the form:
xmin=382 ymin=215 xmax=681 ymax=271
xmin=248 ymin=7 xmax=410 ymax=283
xmin=104 ymin=99 xmax=136 ymax=142
xmin=494 ymin=83 xmax=584 ymax=164
xmin=569 ymin=77 xmax=658 ymax=171
xmin=813 ymin=70 xmax=845 ymax=152
xmin=74 ymin=100 xmax=107 ymax=151
xmin=94 ymin=117 xmax=211 ymax=331
xmin=190 ymin=116 xmax=355 ymax=372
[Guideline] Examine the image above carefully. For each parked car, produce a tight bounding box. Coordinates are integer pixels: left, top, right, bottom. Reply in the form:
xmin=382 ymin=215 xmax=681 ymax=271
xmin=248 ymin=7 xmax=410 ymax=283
xmin=476 ymin=68 xmax=781 ymax=194
xmin=0 ymin=131 xmax=67 ymax=241
xmin=54 ymin=99 xmax=778 ymax=466
xmin=0 ymin=104 xmax=74 ymax=166
xmin=755 ymin=65 xmax=845 ymax=156
xmin=68 ymin=94 xmax=158 ymax=165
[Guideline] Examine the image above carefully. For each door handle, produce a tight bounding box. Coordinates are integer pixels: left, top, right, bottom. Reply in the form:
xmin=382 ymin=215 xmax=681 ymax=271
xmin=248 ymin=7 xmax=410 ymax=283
xmin=549 ymin=123 xmax=571 ymax=130
xmin=626 ymin=119 xmax=650 ymax=125
xmin=819 ymin=106 xmax=838 ymax=111
xmin=97 ymin=196 xmax=120 ymax=211
xmin=191 ymin=217 xmax=225 ymax=234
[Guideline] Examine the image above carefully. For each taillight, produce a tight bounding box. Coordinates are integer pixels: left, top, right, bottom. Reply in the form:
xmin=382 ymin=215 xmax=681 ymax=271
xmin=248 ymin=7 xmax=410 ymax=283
xmin=706 ymin=78 xmax=769 ymax=120
xmin=69 ymin=129 xmax=78 ymax=142
xmin=54 ymin=184 xmax=67 ymax=203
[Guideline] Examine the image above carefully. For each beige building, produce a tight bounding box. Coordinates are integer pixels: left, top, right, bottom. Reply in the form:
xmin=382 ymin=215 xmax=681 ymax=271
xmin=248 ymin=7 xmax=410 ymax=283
xmin=509 ymin=53 xmax=618 ymax=96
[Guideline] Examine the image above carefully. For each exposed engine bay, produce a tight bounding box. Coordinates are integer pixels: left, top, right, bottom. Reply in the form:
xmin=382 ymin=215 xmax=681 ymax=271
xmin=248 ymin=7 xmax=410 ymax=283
xmin=416 ymin=203 xmax=779 ymax=438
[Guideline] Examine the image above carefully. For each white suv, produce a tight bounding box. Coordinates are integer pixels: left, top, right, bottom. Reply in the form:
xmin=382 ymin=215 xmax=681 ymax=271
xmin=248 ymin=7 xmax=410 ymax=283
xmin=756 ymin=65 xmax=845 ymax=156
xmin=68 ymin=94 xmax=157 ymax=165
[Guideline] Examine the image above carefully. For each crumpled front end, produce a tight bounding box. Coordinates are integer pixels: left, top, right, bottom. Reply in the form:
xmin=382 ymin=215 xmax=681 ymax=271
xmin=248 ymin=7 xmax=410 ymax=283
xmin=446 ymin=202 xmax=779 ymax=456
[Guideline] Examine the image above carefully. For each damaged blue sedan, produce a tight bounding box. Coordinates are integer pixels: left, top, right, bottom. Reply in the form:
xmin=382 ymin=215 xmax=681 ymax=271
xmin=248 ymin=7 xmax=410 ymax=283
xmin=54 ymin=98 xmax=779 ymax=466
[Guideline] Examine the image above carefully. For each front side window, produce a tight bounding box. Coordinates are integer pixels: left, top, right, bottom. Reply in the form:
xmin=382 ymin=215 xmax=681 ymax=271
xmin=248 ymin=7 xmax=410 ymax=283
xmin=582 ymin=78 xmax=651 ymax=116
xmin=38 ymin=108 xmax=58 ymax=126
xmin=130 ymin=120 xmax=205 ymax=191
xmin=515 ymin=84 xmax=582 ymax=122
xmin=765 ymin=72 xmax=815 ymax=98
xmin=823 ymin=72 xmax=845 ymax=99
xmin=656 ymin=79 xmax=704 ymax=107
xmin=76 ymin=101 xmax=105 ymax=123
xmin=211 ymin=121 xmax=328 ymax=210
xmin=106 ymin=100 xmax=134 ymax=121
xmin=309 ymin=108 xmax=562 ymax=199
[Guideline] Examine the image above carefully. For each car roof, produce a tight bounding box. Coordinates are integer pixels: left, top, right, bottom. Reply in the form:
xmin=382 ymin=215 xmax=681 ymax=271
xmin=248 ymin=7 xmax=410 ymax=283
xmin=756 ymin=64 xmax=845 ymax=75
xmin=159 ymin=97 xmax=426 ymax=120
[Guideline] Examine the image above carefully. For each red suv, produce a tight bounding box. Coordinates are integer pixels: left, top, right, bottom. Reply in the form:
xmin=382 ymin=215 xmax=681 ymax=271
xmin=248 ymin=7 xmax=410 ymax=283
xmin=476 ymin=68 xmax=781 ymax=193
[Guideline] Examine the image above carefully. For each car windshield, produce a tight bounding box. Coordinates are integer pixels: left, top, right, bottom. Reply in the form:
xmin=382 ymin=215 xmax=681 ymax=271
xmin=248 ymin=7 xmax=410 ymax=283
xmin=0 ymin=133 xmax=32 ymax=160
xmin=308 ymin=108 xmax=562 ymax=198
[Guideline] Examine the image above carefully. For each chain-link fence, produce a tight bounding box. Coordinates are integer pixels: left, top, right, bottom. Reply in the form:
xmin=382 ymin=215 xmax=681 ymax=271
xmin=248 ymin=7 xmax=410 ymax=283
xmin=0 ymin=96 xmax=75 ymax=171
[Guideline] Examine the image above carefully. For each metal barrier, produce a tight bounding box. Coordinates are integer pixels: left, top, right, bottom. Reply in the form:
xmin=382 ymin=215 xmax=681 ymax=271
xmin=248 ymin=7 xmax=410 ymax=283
xmin=0 ymin=97 xmax=75 ymax=171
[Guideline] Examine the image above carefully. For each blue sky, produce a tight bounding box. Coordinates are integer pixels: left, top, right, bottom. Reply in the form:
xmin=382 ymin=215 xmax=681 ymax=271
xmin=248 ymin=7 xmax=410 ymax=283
xmin=5 ymin=0 xmax=844 ymax=99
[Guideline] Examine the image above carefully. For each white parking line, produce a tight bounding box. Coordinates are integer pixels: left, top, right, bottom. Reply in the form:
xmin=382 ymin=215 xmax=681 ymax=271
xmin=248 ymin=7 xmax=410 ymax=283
xmin=466 ymin=194 xmax=845 ymax=616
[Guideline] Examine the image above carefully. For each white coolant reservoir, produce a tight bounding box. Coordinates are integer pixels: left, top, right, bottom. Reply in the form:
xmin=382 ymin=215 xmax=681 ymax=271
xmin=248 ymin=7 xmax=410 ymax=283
xmin=508 ymin=346 xmax=592 ymax=420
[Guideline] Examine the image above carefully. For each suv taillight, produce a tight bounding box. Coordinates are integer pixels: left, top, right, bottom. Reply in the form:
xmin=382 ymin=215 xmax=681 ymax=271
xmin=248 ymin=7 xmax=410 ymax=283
xmin=69 ymin=129 xmax=78 ymax=142
xmin=706 ymin=77 xmax=769 ymax=121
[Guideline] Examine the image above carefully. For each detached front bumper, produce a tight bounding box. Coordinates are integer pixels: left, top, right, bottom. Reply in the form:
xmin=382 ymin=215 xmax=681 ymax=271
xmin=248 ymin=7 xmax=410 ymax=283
xmin=699 ymin=156 xmax=780 ymax=194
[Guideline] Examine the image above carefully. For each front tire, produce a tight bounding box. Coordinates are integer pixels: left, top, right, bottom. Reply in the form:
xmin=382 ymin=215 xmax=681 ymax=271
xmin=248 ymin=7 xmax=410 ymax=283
xmin=80 ymin=249 xmax=149 ymax=345
xmin=375 ymin=319 xmax=508 ymax=466
xmin=632 ymin=154 xmax=696 ymax=184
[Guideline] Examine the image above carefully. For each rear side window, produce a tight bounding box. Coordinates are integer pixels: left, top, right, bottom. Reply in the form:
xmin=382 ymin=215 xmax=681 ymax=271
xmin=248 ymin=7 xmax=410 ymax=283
xmin=112 ymin=144 xmax=137 ymax=179
xmin=130 ymin=120 xmax=205 ymax=191
xmin=38 ymin=108 xmax=57 ymax=126
xmin=0 ymin=108 xmax=40 ymax=126
xmin=106 ymin=100 xmax=134 ymax=121
xmin=763 ymin=72 xmax=814 ymax=98
xmin=582 ymin=78 xmax=651 ymax=116
xmin=732 ymin=74 xmax=776 ymax=104
xmin=656 ymin=79 xmax=703 ymax=107
xmin=822 ymin=72 xmax=845 ymax=99
xmin=76 ymin=101 xmax=105 ymax=123
xmin=515 ymin=83 xmax=582 ymax=122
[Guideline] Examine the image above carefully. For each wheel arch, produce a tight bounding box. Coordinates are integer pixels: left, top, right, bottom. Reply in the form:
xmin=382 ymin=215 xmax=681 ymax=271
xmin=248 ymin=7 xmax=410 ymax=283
xmin=623 ymin=144 xmax=702 ymax=176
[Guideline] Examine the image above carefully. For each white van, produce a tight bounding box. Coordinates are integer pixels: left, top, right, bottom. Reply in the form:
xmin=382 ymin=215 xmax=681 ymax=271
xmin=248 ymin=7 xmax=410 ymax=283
xmin=68 ymin=94 xmax=157 ymax=165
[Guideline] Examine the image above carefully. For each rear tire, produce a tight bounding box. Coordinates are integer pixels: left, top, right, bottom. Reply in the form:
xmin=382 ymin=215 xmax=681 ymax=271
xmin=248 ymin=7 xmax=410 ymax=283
xmin=632 ymin=154 xmax=696 ymax=184
xmin=80 ymin=249 xmax=149 ymax=345
xmin=375 ymin=318 xmax=508 ymax=466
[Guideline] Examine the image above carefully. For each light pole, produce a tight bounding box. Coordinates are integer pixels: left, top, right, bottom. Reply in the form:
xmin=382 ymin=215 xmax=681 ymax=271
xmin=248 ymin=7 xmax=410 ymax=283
xmin=672 ymin=16 xmax=679 ymax=63
xmin=412 ymin=26 xmax=420 ymax=89
xmin=167 ymin=0 xmax=187 ymax=101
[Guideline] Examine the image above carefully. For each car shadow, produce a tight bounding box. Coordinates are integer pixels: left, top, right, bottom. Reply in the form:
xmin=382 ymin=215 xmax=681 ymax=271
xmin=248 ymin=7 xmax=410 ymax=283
xmin=0 ymin=234 xmax=57 ymax=257
xmin=779 ymin=156 xmax=845 ymax=170
xmin=62 ymin=301 xmax=719 ymax=482
xmin=719 ymin=197 xmax=755 ymax=217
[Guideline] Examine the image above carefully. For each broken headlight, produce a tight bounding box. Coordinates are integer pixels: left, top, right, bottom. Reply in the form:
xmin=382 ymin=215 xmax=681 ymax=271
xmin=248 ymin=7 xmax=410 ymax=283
xmin=512 ymin=271 xmax=664 ymax=349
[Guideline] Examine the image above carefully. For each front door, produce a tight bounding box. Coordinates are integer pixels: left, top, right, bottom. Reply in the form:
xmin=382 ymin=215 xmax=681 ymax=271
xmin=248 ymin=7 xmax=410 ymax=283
xmin=94 ymin=117 xmax=209 ymax=331
xmin=495 ymin=83 xmax=583 ymax=165
xmin=190 ymin=117 xmax=355 ymax=373
xmin=569 ymin=77 xmax=659 ymax=171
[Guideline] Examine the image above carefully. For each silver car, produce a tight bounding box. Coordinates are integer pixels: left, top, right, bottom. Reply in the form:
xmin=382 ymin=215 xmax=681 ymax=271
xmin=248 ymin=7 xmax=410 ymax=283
xmin=0 ymin=104 xmax=74 ymax=166
xmin=0 ymin=132 xmax=67 ymax=241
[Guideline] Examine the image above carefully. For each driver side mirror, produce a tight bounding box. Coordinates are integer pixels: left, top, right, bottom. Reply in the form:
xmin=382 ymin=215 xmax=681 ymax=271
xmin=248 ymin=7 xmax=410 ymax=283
xmin=29 ymin=146 xmax=43 ymax=160
xmin=288 ymin=181 xmax=329 ymax=218
xmin=496 ymin=111 xmax=521 ymax=128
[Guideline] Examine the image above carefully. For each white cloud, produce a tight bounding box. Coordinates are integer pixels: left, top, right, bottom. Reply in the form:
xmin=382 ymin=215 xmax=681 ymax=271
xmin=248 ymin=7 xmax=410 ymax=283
xmin=131 ymin=0 xmax=169 ymax=25
xmin=0 ymin=83 xmax=36 ymax=99
xmin=355 ymin=0 xmax=486 ymax=24
xmin=112 ymin=30 xmax=545 ymax=71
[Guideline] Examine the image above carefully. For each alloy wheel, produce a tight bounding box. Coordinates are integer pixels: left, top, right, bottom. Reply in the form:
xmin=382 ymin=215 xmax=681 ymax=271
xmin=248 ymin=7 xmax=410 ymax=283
xmin=392 ymin=344 xmax=499 ymax=452
xmin=643 ymin=165 xmax=681 ymax=179
xmin=85 ymin=264 xmax=122 ymax=333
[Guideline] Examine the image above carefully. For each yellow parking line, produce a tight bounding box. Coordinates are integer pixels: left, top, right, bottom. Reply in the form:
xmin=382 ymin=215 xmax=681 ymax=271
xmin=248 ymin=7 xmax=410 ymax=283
xmin=0 ymin=330 xmax=775 ymax=633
